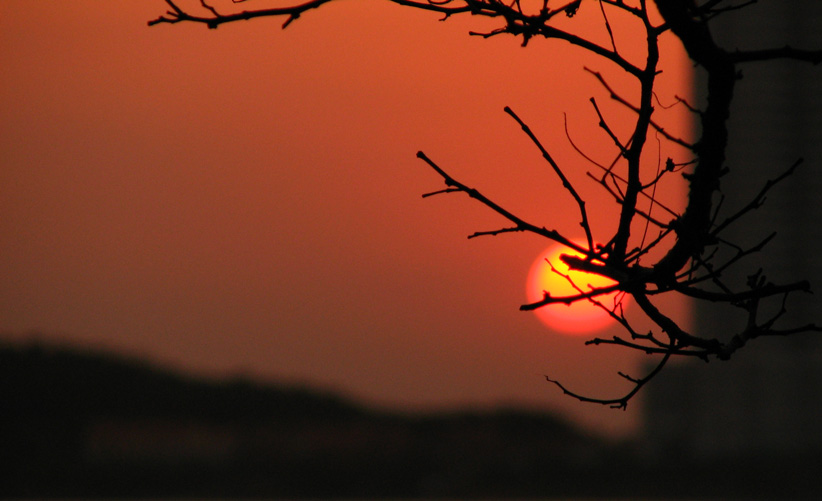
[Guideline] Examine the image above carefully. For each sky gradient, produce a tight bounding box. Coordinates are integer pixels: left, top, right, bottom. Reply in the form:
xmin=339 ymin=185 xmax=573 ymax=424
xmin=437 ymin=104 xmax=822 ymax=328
xmin=1 ymin=1 xmax=693 ymax=437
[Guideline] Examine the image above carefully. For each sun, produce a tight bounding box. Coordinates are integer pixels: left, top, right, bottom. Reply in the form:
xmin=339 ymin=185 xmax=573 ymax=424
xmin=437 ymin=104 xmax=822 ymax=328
xmin=526 ymin=243 xmax=624 ymax=334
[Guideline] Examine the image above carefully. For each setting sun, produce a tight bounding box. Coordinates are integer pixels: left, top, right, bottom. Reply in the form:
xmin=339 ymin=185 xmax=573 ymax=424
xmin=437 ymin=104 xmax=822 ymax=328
xmin=526 ymin=243 xmax=625 ymax=334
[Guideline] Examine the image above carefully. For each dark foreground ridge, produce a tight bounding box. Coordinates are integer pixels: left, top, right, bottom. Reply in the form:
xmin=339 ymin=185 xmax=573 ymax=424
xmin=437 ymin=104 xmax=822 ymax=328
xmin=2 ymin=341 xmax=820 ymax=499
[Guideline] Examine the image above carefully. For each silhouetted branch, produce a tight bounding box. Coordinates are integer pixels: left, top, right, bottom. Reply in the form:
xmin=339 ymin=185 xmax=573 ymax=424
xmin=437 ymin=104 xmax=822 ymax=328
xmin=467 ymin=226 xmax=523 ymax=239
xmin=415 ymin=150 xmax=577 ymax=248
xmin=546 ymin=351 xmax=671 ymax=410
xmin=586 ymin=68 xmax=696 ymax=151
xmin=148 ymin=0 xmax=337 ymax=29
xmin=150 ymin=0 xmax=822 ymax=408
xmin=504 ymin=106 xmax=594 ymax=251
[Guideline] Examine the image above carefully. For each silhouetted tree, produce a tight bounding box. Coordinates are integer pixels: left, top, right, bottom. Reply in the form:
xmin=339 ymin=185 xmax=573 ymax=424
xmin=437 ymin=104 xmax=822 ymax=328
xmin=149 ymin=0 xmax=822 ymax=407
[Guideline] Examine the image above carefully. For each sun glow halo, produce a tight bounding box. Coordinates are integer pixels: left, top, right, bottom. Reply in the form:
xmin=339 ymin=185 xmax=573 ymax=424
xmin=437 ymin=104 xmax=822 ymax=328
xmin=526 ymin=243 xmax=623 ymax=334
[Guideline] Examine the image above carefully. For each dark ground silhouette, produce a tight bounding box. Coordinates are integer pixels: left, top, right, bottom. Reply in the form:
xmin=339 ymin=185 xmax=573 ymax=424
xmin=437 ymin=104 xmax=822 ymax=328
xmin=2 ymin=340 xmax=820 ymax=499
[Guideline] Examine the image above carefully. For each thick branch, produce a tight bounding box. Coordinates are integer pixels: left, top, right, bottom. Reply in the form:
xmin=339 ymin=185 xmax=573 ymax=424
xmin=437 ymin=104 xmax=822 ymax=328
xmin=652 ymin=0 xmax=735 ymax=278
xmin=611 ymin=7 xmax=658 ymax=262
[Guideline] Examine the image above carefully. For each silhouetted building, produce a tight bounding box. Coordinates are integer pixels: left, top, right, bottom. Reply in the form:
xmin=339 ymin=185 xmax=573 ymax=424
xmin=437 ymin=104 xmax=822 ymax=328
xmin=643 ymin=1 xmax=822 ymax=459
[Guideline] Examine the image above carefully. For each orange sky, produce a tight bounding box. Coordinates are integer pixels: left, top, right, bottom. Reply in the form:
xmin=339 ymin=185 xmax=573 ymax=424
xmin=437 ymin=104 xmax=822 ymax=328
xmin=0 ymin=1 xmax=693 ymax=437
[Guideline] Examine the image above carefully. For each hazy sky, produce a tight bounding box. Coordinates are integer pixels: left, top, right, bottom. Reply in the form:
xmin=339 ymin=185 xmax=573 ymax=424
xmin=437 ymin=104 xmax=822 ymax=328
xmin=1 ymin=1 xmax=693 ymax=437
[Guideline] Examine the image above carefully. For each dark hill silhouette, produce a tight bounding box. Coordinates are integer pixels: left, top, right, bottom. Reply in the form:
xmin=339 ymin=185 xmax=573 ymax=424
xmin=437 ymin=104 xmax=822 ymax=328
xmin=1 ymin=341 xmax=606 ymax=498
xmin=1 ymin=341 xmax=367 ymax=424
xmin=5 ymin=340 xmax=818 ymax=499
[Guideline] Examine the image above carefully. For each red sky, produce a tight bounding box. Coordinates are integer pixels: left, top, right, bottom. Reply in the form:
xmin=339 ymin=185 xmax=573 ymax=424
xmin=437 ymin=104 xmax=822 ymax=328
xmin=1 ymin=1 xmax=693 ymax=437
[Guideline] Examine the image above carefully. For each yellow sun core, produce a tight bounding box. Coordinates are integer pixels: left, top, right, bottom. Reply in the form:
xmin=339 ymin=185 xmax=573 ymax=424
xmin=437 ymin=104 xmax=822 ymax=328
xmin=526 ymin=243 xmax=623 ymax=334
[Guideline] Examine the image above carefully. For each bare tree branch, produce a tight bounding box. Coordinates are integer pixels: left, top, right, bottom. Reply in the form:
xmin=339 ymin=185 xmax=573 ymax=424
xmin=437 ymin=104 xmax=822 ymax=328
xmin=149 ymin=0 xmax=822 ymax=408
xmin=504 ymin=106 xmax=594 ymax=251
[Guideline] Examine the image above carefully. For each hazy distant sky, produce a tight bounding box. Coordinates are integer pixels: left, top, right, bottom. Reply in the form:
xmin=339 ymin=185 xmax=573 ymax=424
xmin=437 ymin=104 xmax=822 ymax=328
xmin=1 ymin=1 xmax=693 ymax=437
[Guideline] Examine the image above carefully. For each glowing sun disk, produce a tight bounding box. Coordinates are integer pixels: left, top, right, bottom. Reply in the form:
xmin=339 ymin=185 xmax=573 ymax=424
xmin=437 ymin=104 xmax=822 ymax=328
xmin=526 ymin=243 xmax=624 ymax=334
